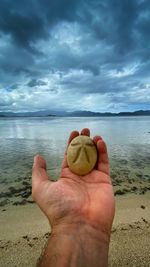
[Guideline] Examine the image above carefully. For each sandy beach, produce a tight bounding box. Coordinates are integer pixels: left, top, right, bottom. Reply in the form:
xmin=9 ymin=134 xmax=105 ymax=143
xmin=0 ymin=192 xmax=150 ymax=267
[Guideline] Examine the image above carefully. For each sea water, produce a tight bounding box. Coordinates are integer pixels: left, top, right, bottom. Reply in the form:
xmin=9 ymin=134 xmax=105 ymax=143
xmin=0 ymin=116 xmax=150 ymax=197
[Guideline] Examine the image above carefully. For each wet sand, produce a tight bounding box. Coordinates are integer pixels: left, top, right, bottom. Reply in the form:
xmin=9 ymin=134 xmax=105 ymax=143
xmin=0 ymin=193 xmax=150 ymax=267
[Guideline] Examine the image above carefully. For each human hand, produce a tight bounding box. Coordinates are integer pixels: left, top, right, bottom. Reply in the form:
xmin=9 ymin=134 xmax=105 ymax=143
xmin=32 ymin=128 xmax=115 ymax=242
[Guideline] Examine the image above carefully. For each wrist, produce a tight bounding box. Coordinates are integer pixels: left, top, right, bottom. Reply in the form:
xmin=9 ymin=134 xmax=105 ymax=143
xmin=38 ymin=221 xmax=110 ymax=267
xmin=48 ymin=222 xmax=109 ymax=267
xmin=51 ymin=221 xmax=110 ymax=245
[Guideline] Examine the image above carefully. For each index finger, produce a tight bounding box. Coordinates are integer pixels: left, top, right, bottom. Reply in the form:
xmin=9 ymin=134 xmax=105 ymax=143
xmin=61 ymin=130 xmax=79 ymax=169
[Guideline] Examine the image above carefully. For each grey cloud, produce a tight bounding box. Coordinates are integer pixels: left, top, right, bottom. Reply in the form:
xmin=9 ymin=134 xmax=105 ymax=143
xmin=11 ymin=84 xmax=19 ymax=89
xmin=27 ymin=79 xmax=47 ymax=87
xmin=0 ymin=0 xmax=150 ymax=57
xmin=0 ymin=0 xmax=150 ymax=112
xmin=78 ymin=0 xmax=150 ymax=60
xmin=0 ymin=0 xmax=81 ymax=51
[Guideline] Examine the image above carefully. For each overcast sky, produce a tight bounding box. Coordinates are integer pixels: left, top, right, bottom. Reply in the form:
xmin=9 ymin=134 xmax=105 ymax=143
xmin=0 ymin=0 xmax=150 ymax=113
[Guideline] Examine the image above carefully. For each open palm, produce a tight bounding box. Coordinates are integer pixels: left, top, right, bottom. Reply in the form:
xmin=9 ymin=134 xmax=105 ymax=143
xmin=32 ymin=128 xmax=115 ymax=239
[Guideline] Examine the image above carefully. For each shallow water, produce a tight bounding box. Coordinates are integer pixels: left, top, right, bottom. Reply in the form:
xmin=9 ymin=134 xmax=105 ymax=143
xmin=0 ymin=116 xmax=150 ymax=205
xmin=0 ymin=116 xmax=150 ymax=143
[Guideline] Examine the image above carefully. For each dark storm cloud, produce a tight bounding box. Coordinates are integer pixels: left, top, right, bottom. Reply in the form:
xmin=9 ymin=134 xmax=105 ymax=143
xmin=79 ymin=0 xmax=150 ymax=58
xmin=0 ymin=0 xmax=80 ymax=50
xmin=0 ymin=0 xmax=148 ymax=56
xmin=0 ymin=0 xmax=150 ymax=112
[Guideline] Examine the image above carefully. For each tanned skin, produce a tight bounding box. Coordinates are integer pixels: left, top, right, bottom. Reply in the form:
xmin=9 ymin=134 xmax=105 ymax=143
xmin=32 ymin=128 xmax=115 ymax=267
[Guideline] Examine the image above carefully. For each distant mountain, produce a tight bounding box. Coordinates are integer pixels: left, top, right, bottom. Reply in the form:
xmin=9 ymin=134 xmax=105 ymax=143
xmin=0 ymin=109 xmax=150 ymax=117
xmin=66 ymin=110 xmax=150 ymax=117
xmin=118 ymin=110 xmax=150 ymax=116
xmin=0 ymin=110 xmax=56 ymax=117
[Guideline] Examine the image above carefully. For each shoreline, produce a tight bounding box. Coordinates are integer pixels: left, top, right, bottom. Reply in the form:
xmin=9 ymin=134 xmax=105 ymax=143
xmin=0 ymin=192 xmax=150 ymax=267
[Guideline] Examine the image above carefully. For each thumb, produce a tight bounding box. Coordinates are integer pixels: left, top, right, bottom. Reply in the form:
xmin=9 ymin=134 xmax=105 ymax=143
xmin=32 ymin=155 xmax=50 ymax=196
xmin=33 ymin=154 xmax=47 ymax=171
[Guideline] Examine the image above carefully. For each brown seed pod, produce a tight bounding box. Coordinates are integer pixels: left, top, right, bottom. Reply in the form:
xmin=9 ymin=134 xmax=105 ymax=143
xmin=67 ymin=135 xmax=97 ymax=175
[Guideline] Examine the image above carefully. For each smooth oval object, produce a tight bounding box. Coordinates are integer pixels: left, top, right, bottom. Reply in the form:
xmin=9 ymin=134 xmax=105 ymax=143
xmin=67 ymin=135 xmax=97 ymax=175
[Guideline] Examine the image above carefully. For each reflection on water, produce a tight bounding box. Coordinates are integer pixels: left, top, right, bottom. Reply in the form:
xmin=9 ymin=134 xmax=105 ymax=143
xmin=0 ymin=116 xmax=150 ymax=144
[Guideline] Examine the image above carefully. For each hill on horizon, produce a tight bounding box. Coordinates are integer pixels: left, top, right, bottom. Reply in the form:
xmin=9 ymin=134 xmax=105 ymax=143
xmin=0 ymin=109 xmax=150 ymax=117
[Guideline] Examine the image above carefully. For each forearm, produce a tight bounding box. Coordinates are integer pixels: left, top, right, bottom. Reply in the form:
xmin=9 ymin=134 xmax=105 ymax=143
xmin=37 ymin=223 xmax=110 ymax=267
